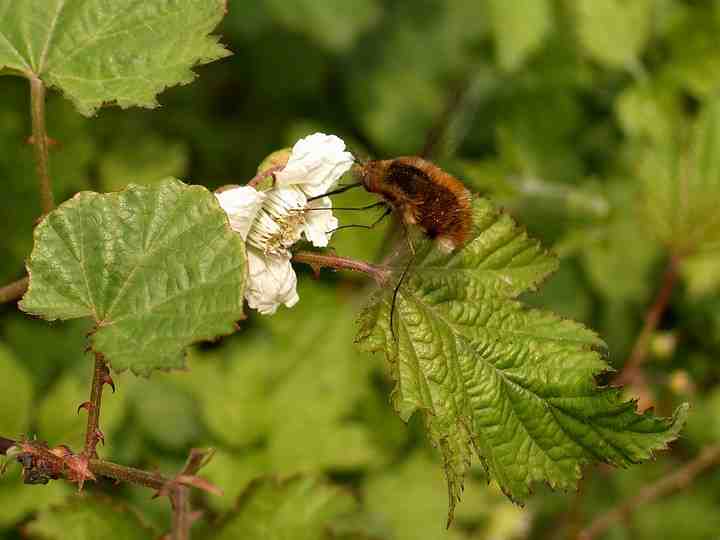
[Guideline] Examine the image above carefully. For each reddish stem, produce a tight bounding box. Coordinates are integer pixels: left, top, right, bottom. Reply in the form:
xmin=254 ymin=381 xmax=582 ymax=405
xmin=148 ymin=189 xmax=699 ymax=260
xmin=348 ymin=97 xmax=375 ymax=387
xmin=615 ymin=257 xmax=679 ymax=386
xmin=577 ymin=444 xmax=720 ymax=540
xmin=29 ymin=75 xmax=54 ymax=214
xmin=292 ymin=251 xmax=389 ymax=283
xmin=83 ymin=354 xmax=109 ymax=458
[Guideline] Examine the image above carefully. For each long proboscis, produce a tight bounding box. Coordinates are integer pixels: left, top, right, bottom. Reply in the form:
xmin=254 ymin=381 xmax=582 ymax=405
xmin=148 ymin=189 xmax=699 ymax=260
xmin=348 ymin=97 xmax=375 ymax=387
xmin=306 ymin=182 xmax=363 ymax=202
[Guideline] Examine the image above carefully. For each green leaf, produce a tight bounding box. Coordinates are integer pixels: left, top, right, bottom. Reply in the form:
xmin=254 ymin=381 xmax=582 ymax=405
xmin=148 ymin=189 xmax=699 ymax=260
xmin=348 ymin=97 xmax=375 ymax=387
xmin=0 ymin=0 xmax=230 ymax=115
xmin=212 ymin=475 xmax=357 ymax=540
xmin=574 ymin=0 xmax=652 ymax=71
xmin=196 ymin=279 xmax=381 ymax=470
xmin=615 ymin=82 xmax=683 ymax=145
xmin=640 ymin=98 xmax=720 ymax=253
xmin=26 ymin=496 xmax=154 ymax=540
xmin=581 ymin=181 xmax=660 ymax=303
xmin=356 ymin=197 xmax=688 ymax=521
xmin=19 ymin=179 xmax=246 ymax=375
xmin=365 ymin=452 xmax=527 ymax=540
xmin=264 ymin=0 xmax=381 ymax=52
xmin=0 ymin=343 xmax=32 ymax=436
xmin=488 ymin=0 xmax=552 ymax=72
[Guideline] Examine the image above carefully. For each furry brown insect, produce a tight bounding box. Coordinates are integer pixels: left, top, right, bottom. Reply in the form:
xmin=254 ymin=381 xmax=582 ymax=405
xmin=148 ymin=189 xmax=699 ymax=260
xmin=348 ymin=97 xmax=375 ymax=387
xmin=353 ymin=156 xmax=473 ymax=252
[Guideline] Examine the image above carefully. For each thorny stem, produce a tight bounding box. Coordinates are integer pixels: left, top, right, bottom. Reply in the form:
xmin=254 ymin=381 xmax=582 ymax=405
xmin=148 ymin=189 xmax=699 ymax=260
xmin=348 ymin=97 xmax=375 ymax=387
xmin=83 ymin=353 xmax=110 ymax=458
xmin=0 ymin=277 xmax=29 ymax=303
xmin=29 ymin=76 xmax=54 ymax=214
xmin=292 ymin=251 xmax=389 ymax=284
xmin=577 ymin=444 xmax=720 ymax=540
xmin=615 ymin=256 xmax=680 ymax=387
xmin=0 ymin=436 xmax=168 ymax=490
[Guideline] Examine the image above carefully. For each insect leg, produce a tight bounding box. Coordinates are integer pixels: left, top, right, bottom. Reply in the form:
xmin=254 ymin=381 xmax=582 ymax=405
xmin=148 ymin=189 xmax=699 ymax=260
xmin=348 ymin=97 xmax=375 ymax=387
xmin=328 ymin=205 xmax=392 ymax=233
xmin=389 ymin=250 xmax=417 ymax=341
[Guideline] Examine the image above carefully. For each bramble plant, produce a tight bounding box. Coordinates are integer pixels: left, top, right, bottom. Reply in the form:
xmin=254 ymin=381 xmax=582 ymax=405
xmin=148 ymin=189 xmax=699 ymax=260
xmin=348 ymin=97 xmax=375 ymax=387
xmin=2 ymin=1 xmax=720 ymax=539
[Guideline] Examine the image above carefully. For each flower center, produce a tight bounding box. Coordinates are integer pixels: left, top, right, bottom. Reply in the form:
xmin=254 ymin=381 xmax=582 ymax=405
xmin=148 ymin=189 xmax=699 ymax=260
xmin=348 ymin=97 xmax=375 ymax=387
xmin=247 ymin=187 xmax=307 ymax=255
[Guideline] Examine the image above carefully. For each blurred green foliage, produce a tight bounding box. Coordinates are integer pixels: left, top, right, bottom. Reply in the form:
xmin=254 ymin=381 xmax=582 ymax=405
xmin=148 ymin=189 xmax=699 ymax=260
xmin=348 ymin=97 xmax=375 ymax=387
xmin=2 ymin=0 xmax=720 ymax=539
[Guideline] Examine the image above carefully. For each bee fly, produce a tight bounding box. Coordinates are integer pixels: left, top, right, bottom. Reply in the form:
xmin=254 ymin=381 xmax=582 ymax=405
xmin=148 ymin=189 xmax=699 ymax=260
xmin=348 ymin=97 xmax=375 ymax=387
xmin=310 ymin=155 xmax=474 ymax=338
xmin=353 ymin=156 xmax=473 ymax=253
xmin=312 ymin=156 xmax=473 ymax=252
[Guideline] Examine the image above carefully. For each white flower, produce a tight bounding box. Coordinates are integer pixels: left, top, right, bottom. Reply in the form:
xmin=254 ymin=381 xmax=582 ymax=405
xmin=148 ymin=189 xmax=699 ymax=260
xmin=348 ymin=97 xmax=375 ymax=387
xmin=275 ymin=132 xmax=354 ymax=197
xmin=215 ymin=132 xmax=352 ymax=315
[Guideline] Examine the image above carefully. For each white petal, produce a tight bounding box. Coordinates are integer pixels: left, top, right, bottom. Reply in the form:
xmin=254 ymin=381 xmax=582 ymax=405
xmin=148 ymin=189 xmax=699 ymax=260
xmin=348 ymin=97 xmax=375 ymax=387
xmin=245 ymin=248 xmax=299 ymax=315
xmin=275 ymin=132 xmax=354 ymax=198
xmin=215 ymin=186 xmax=266 ymax=240
xmin=303 ymin=197 xmax=338 ymax=248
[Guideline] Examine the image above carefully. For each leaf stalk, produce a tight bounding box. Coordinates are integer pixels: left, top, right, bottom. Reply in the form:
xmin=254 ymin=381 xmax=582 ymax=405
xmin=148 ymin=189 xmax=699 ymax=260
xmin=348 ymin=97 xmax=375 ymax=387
xmin=29 ymin=75 xmax=54 ymax=214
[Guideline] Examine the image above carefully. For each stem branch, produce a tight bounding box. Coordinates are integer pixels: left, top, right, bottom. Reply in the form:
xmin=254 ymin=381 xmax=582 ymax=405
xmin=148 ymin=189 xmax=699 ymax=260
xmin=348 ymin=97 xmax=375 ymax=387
xmin=577 ymin=444 xmax=720 ymax=540
xmin=29 ymin=76 xmax=54 ymax=213
xmin=615 ymin=257 xmax=679 ymax=386
xmin=292 ymin=251 xmax=389 ymax=283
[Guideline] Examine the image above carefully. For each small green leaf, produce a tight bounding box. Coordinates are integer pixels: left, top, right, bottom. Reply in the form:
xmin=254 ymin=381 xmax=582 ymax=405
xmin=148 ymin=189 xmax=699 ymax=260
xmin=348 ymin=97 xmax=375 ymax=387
xmin=26 ymin=497 xmax=154 ymax=540
xmin=0 ymin=0 xmax=230 ymax=115
xmin=574 ymin=0 xmax=652 ymax=71
xmin=640 ymin=98 xmax=720 ymax=253
xmin=0 ymin=343 xmax=32 ymax=436
xmin=212 ymin=476 xmax=357 ymax=540
xmin=488 ymin=0 xmax=552 ymax=72
xmin=20 ymin=179 xmax=246 ymax=375
xmin=356 ymin=197 xmax=687 ymax=521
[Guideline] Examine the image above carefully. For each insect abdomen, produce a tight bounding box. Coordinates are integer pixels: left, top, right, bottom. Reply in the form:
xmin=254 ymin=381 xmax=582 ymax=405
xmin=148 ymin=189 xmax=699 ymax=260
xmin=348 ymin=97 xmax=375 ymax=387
xmin=385 ymin=158 xmax=472 ymax=251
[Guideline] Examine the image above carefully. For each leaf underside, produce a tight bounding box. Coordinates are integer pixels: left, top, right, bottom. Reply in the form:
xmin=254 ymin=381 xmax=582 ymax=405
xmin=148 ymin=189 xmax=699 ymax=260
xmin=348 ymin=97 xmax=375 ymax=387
xmin=0 ymin=0 xmax=230 ymax=115
xmin=20 ymin=179 xmax=247 ymax=376
xmin=356 ymin=197 xmax=687 ymax=523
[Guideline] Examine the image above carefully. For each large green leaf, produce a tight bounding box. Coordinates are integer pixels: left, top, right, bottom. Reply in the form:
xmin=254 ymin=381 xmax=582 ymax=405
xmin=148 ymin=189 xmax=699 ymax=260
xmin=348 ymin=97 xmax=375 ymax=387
xmin=212 ymin=476 xmax=357 ymax=540
xmin=26 ymin=497 xmax=154 ymax=540
xmin=0 ymin=0 xmax=229 ymax=115
xmin=356 ymin=197 xmax=687 ymax=521
xmin=488 ymin=0 xmax=552 ymax=72
xmin=19 ymin=179 xmax=246 ymax=375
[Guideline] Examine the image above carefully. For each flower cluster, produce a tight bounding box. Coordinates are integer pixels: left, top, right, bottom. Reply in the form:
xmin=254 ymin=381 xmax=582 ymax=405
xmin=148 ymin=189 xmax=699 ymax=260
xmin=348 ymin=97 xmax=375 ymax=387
xmin=215 ymin=133 xmax=354 ymax=314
